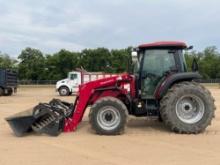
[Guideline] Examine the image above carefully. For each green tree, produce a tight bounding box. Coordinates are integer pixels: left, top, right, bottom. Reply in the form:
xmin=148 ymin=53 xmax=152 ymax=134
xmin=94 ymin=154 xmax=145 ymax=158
xmin=185 ymin=46 xmax=220 ymax=79
xmin=199 ymin=46 xmax=220 ymax=79
xmin=14 ymin=45 xmax=220 ymax=81
xmin=45 ymin=49 xmax=80 ymax=80
xmin=110 ymin=47 xmax=132 ymax=73
xmin=80 ymin=48 xmax=112 ymax=72
xmin=0 ymin=52 xmax=17 ymax=69
xmin=18 ymin=48 xmax=46 ymax=80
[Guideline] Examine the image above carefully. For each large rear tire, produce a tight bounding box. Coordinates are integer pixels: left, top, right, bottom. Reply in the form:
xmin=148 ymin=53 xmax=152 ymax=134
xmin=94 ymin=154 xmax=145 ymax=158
xmin=160 ymin=82 xmax=215 ymax=134
xmin=89 ymin=97 xmax=128 ymax=135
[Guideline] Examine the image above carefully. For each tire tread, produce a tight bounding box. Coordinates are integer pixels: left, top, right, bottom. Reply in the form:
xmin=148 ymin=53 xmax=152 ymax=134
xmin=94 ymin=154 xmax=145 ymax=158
xmin=160 ymin=81 xmax=215 ymax=134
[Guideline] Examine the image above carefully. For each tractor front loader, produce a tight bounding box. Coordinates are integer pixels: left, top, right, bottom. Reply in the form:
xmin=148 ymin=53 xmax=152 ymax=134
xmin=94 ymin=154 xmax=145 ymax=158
xmin=6 ymin=41 xmax=216 ymax=137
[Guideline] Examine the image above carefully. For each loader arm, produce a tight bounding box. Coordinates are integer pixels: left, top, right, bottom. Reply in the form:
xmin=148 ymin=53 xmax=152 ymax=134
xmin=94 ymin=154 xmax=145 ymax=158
xmin=64 ymin=73 xmax=133 ymax=132
xmin=6 ymin=73 xmax=133 ymax=136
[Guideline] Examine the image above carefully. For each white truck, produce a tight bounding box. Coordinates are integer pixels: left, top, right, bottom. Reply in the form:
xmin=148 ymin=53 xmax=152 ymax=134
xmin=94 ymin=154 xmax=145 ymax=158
xmin=56 ymin=70 xmax=118 ymax=96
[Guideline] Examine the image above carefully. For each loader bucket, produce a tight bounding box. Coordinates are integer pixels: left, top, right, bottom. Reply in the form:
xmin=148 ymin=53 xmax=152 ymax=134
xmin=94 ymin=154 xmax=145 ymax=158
xmin=5 ymin=99 xmax=74 ymax=137
xmin=6 ymin=109 xmax=35 ymax=137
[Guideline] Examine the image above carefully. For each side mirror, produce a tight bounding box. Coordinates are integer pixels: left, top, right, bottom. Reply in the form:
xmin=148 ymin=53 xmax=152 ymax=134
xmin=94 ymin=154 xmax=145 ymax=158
xmin=191 ymin=58 xmax=198 ymax=72
xmin=187 ymin=45 xmax=193 ymax=50
xmin=131 ymin=51 xmax=138 ymax=63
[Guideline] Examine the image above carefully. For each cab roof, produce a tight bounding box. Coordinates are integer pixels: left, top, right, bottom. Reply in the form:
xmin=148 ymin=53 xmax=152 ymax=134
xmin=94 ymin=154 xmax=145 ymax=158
xmin=138 ymin=41 xmax=187 ymax=49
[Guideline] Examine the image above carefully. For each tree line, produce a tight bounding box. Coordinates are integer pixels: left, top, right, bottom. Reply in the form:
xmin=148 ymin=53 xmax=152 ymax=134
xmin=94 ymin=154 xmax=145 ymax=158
xmin=0 ymin=46 xmax=220 ymax=80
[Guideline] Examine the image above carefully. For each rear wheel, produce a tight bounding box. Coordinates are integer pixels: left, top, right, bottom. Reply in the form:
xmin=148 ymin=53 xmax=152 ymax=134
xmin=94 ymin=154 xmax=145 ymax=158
xmin=89 ymin=97 xmax=128 ymax=135
xmin=58 ymin=86 xmax=70 ymax=96
xmin=160 ymin=82 xmax=215 ymax=134
xmin=0 ymin=88 xmax=3 ymax=96
xmin=4 ymin=88 xmax=13 ymax=96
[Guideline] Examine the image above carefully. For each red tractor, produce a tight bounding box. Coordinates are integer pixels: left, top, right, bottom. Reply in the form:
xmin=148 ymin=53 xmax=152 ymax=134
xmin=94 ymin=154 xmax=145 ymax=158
xmin=6 ymin=41 xmax=215 ymax=136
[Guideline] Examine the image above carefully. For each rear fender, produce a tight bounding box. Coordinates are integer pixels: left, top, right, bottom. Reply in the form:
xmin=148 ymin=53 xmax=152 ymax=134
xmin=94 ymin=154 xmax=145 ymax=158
xmin=155 ymin=72 xmax=202 ymax=99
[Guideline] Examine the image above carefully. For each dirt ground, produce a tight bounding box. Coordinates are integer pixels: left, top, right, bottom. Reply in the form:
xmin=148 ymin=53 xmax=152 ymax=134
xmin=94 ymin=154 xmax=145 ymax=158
xmin=0 ymin=85 xmax=220 ymax=165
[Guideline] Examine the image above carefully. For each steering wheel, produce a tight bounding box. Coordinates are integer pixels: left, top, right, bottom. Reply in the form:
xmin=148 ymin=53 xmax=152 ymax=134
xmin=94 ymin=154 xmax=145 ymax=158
xmin=142 ymin=71 xmax=161 ymax=80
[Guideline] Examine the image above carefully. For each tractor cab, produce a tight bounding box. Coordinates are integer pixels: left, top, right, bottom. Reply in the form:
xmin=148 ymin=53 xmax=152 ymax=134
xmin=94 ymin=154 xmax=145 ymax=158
xmin=132 ymin=41 xmax=188 ymax=99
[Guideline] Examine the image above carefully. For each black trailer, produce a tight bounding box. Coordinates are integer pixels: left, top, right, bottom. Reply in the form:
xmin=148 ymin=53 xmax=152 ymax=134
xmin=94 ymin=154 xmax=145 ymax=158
xmin=0 ymin=69 xmax=17 ymax=96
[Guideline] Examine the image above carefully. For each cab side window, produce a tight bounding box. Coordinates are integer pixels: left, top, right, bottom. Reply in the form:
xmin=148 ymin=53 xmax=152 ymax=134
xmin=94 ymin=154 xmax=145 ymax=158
xmin=143 ymin=50 xmax=176 ymax=76
xmin=141 ymin=49 xmax=176 ymax=97
xmin=70 ymin=74 xmax=77 ymax=80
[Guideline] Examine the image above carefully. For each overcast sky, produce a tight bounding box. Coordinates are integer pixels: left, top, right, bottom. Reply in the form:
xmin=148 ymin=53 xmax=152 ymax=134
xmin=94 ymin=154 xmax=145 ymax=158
xmin=0 ymin=0 xmax=219 ymax=57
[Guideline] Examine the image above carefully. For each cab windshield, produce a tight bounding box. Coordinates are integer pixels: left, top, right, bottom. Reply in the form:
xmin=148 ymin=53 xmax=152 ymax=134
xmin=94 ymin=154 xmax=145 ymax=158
xmin=142 ymin=49 xmax=176 ymax=77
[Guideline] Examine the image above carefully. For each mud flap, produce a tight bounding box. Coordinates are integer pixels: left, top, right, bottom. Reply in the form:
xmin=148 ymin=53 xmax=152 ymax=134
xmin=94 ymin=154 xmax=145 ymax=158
xmin=5 ymin=99 xmax=73 ymax=137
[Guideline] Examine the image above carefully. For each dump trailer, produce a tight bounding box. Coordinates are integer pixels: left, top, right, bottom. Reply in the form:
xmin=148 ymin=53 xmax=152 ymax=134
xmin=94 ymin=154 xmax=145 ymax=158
xmin=0 ymin=69 xmax=17 ymax=96
xmin=6 ymin=41 xmax=216 ymax=137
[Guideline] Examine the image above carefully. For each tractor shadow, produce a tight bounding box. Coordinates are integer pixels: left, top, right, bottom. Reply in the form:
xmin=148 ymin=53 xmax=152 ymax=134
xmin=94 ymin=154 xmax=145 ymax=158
xmin=84 ymin=117 xmax=170 ymax=135
xmin=126 ymin=117 xmax=169 ymax=133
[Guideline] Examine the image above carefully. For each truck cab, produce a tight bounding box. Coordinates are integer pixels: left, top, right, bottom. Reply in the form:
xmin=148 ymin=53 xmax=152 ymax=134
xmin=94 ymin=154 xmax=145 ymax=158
xmin=56 ymin=71 xmax=81 ymax=96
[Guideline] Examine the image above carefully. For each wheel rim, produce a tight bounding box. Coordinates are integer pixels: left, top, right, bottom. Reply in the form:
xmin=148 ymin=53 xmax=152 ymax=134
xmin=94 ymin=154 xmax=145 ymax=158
xmin=97 ymin=106 xmax=121 ymax=131
xmin=60 ymin=88 xmax=68 ymax=95
xmin=175 ymin=94 xmax=205 ymax=124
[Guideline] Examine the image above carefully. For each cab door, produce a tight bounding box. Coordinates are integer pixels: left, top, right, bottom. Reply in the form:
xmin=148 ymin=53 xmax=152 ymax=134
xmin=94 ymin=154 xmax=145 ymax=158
xmin=140 ymin=49 xmax=176 ymax=99
xmin=68 ymin=72 xmax=78 ymax=92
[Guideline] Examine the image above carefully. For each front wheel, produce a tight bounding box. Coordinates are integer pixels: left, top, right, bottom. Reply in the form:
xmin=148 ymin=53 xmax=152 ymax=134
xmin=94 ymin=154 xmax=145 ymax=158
xmin=58 ymin=86 xmax=70 ymax=96
xmin=89 ymin=97 xmax=128 ymax=135
xmin=160 ymin=82 xmax=215 ymax=134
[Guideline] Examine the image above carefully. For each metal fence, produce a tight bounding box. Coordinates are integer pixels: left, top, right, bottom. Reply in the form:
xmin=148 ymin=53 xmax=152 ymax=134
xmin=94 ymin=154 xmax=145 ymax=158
xmin=196 ymin=79 xmax=220 ymax=83
xmin=18 ymin=80 xmax=58 ymax=85
xmin=18 ymin=79 xmax=220 ymax=85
